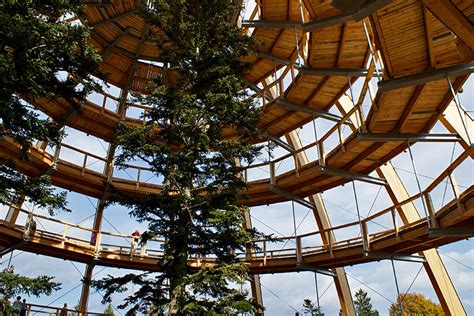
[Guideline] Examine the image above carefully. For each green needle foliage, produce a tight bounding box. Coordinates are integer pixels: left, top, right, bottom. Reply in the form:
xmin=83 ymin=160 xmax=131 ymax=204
xmin=302 ymin=298 xmax=324 ymax=316
xmin=103 ymin=303 xmax=115 ymax=315
xmin=354 ymin=288 xmax=378 ymax=316
xmin=92 ymin=0 xmax=264 ymax=314
xmin=0 ymin=266 xmax=61 ymax=300
xmin=0 ymin=0 xmax=101 ymax=212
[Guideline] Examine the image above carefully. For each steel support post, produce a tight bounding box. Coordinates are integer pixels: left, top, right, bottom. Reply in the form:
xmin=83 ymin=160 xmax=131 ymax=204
xmin=286 ymin=131 xmax=356 ymax=316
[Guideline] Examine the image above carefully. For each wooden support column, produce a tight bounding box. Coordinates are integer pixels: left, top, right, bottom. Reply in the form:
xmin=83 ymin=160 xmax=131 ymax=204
xmin=377 ymin=163 xmax=466 ymax=316
xmin=286 ymin=131 xmax=356 ymax=316
xmin=79 ymin=263 xmax=94 ymax=316
xmin=439 ymin=101 xmax=473 ymax=154
xmin=78 ymin=86 xmax=129 ymax=313
xmin=337 ymin=91 xmax=466 ymax=315
xmin=260 ymin=73 xmax=354 ymax=314
xmin=5 ymin=195 xmax=25 ymax=227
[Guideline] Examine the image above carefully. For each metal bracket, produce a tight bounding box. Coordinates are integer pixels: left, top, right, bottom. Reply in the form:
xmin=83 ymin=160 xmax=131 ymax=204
xmin=269 ymin=185 xmax=315 ymax=209
xmin=296 ymin=65 xmax=369 ymax=77
xmin=357 ymin=133 xmax=462 ymax=142
xmin=429 ymin=228 xmax=474 ymax=237
xmin=275 ymin=98 xmax=351 ymax=124
xmin=296 ymin=263 xmax=337 ymax=277
xmin=0 ymin=241 xmax=26 ymax=257
xmin=378 ymin=61 xmax=474 ymax=93
xmin=267 ymin=133 xmax=294 ymax=153
xmin=364 ymin=251 xmax=426 ymax=263
xmin=257 ymin=52 xmax=291 ymax=65
xmin=318 ymin=165 xmax=387 ymax=186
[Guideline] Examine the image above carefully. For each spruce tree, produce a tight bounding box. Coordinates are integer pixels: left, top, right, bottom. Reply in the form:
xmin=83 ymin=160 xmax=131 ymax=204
xmin=0 ymin=266 xmax=61 ymax=300
xmin=354 ymin=289 xmax=378 ymax=316
xmin=0 ymin=0 xmax=101 ymax=212
xmin=103 ymin=303 xmax=115 ymax=315
xmin=92 ymin=0 xmax=263 ymax=314
xmin=302 ymin=299 xmax=324 ymax=316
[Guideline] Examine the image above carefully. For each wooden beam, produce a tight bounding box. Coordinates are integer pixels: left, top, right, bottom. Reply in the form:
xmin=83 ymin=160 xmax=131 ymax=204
xmin=5 ymin=196 xmax=25 ymax=227
xmin=423 ymin=0 xmax=474 ymax=49
xmin=79 ymin=264 xmax=94 ymax=315
xmin=90 ymin=9 xmax=141 ymax=28
xmin=377 ymin=163 xmax=466 ymax=315
xmin=439 ymin=101 xmax=474 ymax=154
xmin=285 ymin=131 xmax=356 ymax=316
xmin=396 ymin=85 xmax=425 ymax=132
xmin=101 ymin=27 xmax=132 ymax=61
xmin=422 ymin=5 xmax=436 ymax=69
xmin=335 ymin=23 xmax=348 ymax=67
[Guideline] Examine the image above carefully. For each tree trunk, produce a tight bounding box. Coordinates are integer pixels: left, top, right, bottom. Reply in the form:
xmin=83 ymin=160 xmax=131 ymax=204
xmin=168 ymin=187 xmax=192 ymax=315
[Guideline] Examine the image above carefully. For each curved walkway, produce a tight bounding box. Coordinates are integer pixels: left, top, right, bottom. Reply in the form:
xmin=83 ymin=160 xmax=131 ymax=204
xmin=0 ymin=186 xmax=472 ymax=274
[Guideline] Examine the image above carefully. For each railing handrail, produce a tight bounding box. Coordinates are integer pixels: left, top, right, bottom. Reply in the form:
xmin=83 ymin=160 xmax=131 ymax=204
xmin=6 ymin=150 xmax=469 ymax=262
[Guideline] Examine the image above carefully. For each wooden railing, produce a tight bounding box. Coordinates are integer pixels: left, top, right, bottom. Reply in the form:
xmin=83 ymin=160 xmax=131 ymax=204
xmin=45 ymin=85 xmax=364 ymax=189
xmin=4 ymin=149 xmax=470 ymax=264
xmin=2 ymin=302 xmax=104 ymax=315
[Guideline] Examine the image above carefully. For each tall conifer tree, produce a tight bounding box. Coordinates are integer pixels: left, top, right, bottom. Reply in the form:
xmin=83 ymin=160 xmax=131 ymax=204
xmin=0 ymin=1 xmax=101 ymax=212
xmin=93 ymin=0 xmax=263 ymax=314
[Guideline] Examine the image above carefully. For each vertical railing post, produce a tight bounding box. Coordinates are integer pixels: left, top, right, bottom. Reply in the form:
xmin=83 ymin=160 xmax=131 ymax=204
xmin=318 ymin=142 xmax=325 ymax=166
xmin=327 ymin=231 xmax=333 ymax=258
xmin=101 ymin=94 xmax=107 ymax=114
xmin=53 ymin=143 xmax=61 ymax=166
xmin=136 ymin=167 xmax=141 ymax=189
xmin=448 ymin=172 xmax=465 ymax=214
xmin=82 ymin=154 xmax=88 ymax=176
xmin=269 ymin=161 xmax=276 ymax=186
xmin=296 ymin=236 xmax=303 ymax=264
xmin=279 ymin=77 xmax=284 ymax=98
xmin=62 ymin=223 xmax=69 ymax=246
xmin=424 ymin=192 xmax=439 ymax=229
xmin=337 ymin=125 xmax=345 ymax=152
xmin=293 ymin=152 xmax=300 ymax=177
xmin=263 ymin=239 xmax=267 ymax=265
xmin=94 ymin=232 xmax=102 ymax=258
xmin=361 ymin=221 xmax=370 ymax=252
xmin=391 ymin=208 xmax=399 ymax=238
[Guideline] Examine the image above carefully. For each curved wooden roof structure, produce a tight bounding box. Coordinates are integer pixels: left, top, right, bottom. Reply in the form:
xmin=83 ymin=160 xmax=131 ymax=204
xmin=1 ymin=0 xmax=473 ymax=313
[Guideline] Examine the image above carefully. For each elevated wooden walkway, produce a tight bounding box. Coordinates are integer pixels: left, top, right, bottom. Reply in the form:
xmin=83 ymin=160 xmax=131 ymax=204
xmin=2 ymin=132 xmax=467 ymax=206
xmin=0 ymin=186 xmax=471 ymax=274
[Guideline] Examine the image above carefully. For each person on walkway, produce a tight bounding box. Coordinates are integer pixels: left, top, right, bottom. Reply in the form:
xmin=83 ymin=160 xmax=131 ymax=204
xmin=12 ymin=296 xmax=22 ymax=315
xmin=131 ymin=229 xmax=141 ymax=256
xmin=19 ymin=299 xmax=27 ymax=316
xmin=59 ymin=303 xmax=68 ymax=316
